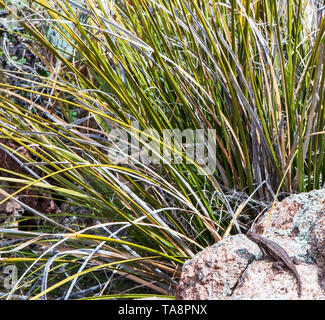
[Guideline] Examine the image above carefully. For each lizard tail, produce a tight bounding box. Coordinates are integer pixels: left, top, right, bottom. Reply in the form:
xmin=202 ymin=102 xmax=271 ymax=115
xmin=295 ymin=271 xmax=302 ymax=297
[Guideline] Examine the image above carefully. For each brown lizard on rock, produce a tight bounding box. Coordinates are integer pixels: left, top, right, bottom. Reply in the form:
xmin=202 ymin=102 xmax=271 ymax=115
xmin=246 ymin=231 xmax=302 ymax=297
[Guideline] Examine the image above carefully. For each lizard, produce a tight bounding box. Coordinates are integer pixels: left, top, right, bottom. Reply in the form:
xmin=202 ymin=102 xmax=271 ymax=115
xmin=246 ymin=231 xmax=302 ymax=297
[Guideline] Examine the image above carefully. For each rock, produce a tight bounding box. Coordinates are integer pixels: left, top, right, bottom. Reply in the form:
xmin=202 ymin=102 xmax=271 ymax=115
xmin=176 ymin=235 xmax=259 ymax=299
xmin=176 ymin=189 xmax=325 ymax=299
xmin=0 ymin=182 xmax=23 ymax=232
xmin=232 ymin=258 xmax=321 ymax=299
xmin=310 ymin=215 xmax=325 ymax=290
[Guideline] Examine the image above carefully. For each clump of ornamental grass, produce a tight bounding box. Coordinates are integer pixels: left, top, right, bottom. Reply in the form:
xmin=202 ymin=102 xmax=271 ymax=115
xmin=0 ymin=0 xmax=324 ymax=299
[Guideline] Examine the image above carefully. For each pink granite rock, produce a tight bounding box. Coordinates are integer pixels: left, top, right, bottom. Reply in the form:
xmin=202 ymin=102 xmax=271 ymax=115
xmin=176 ymin=189 xmax=325 ymax=300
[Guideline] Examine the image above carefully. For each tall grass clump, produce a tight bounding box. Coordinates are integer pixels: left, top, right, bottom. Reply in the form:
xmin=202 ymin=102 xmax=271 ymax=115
xmin=0 ymin=0 xmax=324 ymax=299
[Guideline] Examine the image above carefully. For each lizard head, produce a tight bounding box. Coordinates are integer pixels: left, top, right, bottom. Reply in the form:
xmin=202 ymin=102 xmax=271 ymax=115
xmin=246 ymin=231 xmax=263 ymax=244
